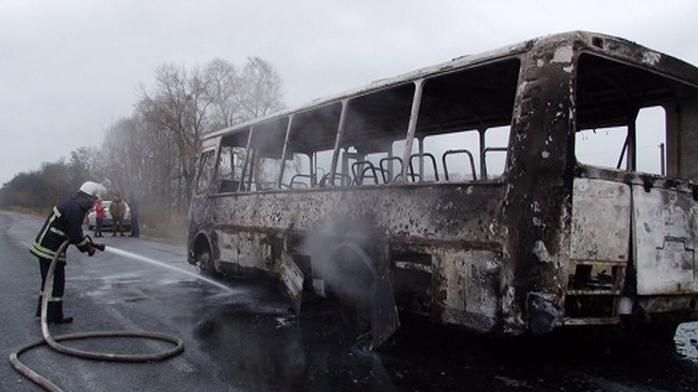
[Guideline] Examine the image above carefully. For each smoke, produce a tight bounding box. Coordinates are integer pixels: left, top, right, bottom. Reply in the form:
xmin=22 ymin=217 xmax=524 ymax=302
xmin=300 ymin=219 xmax=383 ymax=306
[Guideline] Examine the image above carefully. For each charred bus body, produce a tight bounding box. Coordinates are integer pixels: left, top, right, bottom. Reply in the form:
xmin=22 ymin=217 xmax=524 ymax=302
xmin=188 ymin=32 xmax=698 ymax=347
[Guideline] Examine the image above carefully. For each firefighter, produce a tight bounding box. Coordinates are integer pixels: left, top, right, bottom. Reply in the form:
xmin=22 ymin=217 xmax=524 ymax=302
xmin=31 ymin=181 xmax=107 ymax=323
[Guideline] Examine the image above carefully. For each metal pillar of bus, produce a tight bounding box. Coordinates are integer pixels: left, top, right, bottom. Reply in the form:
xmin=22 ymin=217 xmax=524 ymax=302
xmin=401 ymin=80 xmax=425 ymax=181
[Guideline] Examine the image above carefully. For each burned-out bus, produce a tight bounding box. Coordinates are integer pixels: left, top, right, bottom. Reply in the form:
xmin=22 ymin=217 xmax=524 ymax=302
xmin=188 ymin=31 xmax=698 ymax=348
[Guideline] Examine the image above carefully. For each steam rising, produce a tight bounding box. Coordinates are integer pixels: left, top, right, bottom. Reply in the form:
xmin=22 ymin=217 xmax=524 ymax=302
xmin=301 ymin=220 xmax=381 ymax=304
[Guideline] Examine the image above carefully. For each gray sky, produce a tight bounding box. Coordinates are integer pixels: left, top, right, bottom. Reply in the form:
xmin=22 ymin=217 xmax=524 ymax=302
xmin=1 ymin=0 xmax=697 ymax=184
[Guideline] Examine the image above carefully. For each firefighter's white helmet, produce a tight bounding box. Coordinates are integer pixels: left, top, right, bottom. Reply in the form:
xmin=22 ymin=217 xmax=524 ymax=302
xmin=78 ymin=181 xmax=107 ymax=198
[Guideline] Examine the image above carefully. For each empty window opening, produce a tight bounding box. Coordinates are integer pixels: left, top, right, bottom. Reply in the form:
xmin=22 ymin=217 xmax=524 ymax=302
xmin=414 ymin=59 xmax=519 ymax=182
xmin=575 ymin=108 xmax=666 ymax=174
xmin=636 ymin=106 xmax=666 ymax=175
xmin=575 ymin=53 xmax=697 ymax=178
xmin=424 ymin=130 xmax=480 ymax=182
xmin=196 ymin=150 xmax=216 ymax=195
xmin=338 ymin=84 xmax=416 ymax=185
xmin=391 ymin=139 xmax=419 ymax=182
xmin=282 ymin=153 xmax=312 ymax=189
xmin=483 ymin=126 xmax=510 ymax=180
xmin=575 ymin=126 xmax=628 ymax=170
xmin=215 ymin=129 xmax=251 ymax=193
xmin=217 ymin=145 xmax=249 ymax=193
xmin=283 ymin=103 xmax=343 ymax=188
xmin=244 ymin=118 xmax=288 ymax=191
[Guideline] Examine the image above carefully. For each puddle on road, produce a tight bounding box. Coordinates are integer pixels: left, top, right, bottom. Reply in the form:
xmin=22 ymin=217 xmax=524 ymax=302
xmin=189 ymin=289 xmax=698 ymax=392
xmin=81 ymin=273 xmax=241 ymax=308
xmin=676 ymin=322 xmax=698 ymax=361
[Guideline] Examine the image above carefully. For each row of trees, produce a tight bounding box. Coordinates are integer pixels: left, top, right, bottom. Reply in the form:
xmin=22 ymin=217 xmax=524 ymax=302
xmin=0 ymin=57 xmax=284 ymax=225
xmin=0 ymin=148 xmax=97 ymax=210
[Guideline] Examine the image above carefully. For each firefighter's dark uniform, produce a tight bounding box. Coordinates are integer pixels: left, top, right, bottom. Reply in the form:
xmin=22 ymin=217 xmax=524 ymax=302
xmin=31 ymin=191 xmax=97 ymax=323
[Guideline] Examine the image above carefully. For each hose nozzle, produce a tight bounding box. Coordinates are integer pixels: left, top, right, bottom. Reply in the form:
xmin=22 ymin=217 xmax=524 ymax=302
xmin=85 ymin=235 xmax=106 ymax=252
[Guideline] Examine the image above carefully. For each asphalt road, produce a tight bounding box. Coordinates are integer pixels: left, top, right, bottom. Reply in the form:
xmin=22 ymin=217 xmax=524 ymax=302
xmin=1 ymin=211 xmax=697 ymax=392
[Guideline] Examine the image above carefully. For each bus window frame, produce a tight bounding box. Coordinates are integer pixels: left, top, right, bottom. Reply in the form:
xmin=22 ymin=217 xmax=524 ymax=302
xmin=571 ymin=51 xmax=698 ymax=179
xmin=210 ymin=57 xmax=523 ymax=195
xmin=194 ymin=148 xmax=218 ymax=196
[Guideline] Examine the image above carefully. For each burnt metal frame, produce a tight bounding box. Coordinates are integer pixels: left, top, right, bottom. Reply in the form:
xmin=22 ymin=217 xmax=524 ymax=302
xmin=482 ymin=147 xmax=507 ymax=180
xmin=442 ymin=149 xmax=477 ymax=182
xmin=400 ymin=80 xmax=426 ymax=181
xmin=206 ymin=31 xmax=698 ymax=197
xmin=350 ymin=161 xmax=381 ymax=185
xmin=379 ymin=157 xmax=403 ymax=183
xmin=237 ymin=128 xmax=255 ymax=192
xmin=408 ymin=153 xmax=440 ymax=182
xmin=191 ymin=32 xmax=698 ymax=339
xmin=226 ymin=72 xmax=518 ymax=192
xmin=277 ymin=114 xmax=295 ymax=189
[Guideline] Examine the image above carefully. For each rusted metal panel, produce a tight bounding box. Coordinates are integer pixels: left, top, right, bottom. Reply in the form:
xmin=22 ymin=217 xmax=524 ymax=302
xmin=369 ymin=273 xmax=400 ymax=349
xmin=562 ymin=316 xmax=620 ymax=326
xmin=278 ymin=255 xmax=304 ymax=314
xmin=210 ymin=184 xmax=506 ymax=247
xmin=501 ymin=37 xmax=577 ymax=334
xmin=570 ymin=178 xmax=630 ymax=263
xmin=633 ymin=186 xmax=697 ymax=295
xmin=638 ymin=295 xmax=698 ymax=314
xmin=207 ymin=183 xmax=507 ymax=334
xmin=431 ymin=248 xmax=502 ymax=332
xmin=215 ymin=230 xmax=272 ymax=270
xmin=666 ymin=98 xmax=698 ymax=181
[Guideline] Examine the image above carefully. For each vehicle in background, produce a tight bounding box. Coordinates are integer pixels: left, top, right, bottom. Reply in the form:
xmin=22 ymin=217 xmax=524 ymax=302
xmin=87 ymin=200 xmax=131 ymax=232
xmin=188 ymin=31 xmax=698 ymax=349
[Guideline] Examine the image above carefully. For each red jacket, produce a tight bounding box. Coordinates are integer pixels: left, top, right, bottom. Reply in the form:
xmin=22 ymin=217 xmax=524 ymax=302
xmin=95 ymin=200 xmax=106 ymax=219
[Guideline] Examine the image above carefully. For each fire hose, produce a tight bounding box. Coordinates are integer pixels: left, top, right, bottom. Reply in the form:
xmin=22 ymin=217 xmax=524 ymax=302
xmin=9 ymin=238 xmax=184 ymax=392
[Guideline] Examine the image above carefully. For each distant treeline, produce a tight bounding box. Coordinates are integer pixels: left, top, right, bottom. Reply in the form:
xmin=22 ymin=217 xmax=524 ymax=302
xmin=0 ymin=56 xmax=284 ymax=224
xmin=0 ymin=149 xmax=94 ymax=211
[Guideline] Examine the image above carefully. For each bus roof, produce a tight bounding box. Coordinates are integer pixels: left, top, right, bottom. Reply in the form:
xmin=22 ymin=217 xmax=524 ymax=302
xmin=204 ymin=31 xmax=698 ymax=141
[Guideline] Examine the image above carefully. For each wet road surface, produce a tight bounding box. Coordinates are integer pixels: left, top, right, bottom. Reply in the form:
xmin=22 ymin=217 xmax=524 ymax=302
xmin=1 ymin=211 xmax=697 ymax=391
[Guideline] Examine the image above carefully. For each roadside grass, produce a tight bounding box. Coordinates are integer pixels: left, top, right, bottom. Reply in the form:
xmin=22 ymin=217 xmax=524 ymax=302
xmin=140 ymin=218 xmax=187 ymax=246
xmin=2 ymin=206 xmax=187 ymax=246
xmin=136 ymin=211 xmax=187 ymax=245
xmin=0 ymin=205 xmax=49 ymax=217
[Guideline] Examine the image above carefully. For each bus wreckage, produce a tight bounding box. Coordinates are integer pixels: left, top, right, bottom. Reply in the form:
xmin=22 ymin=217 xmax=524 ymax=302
xmin=187 ymin=31 xmax=698 ymax=348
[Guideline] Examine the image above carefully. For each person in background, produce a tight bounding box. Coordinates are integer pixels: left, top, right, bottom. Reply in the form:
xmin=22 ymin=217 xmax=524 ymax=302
xmin=128 ymin=193 xmax=140 ymax=238
xmin=31 ymin=181 xmax=106 ymax=323
xmin=110 ymin=195 xmax=126 ymax=237
xmin=94 ymin=197 xmax=105 ymax=237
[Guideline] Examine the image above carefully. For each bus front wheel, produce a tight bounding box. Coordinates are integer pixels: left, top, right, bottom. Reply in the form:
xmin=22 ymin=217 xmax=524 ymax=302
xmin=195 ymin=241 xmax=216 ymax=276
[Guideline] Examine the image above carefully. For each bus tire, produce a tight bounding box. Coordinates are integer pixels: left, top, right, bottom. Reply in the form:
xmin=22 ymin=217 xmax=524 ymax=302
xmin=194 ymin=238 xmax=216 ymax=276
xmin=622 ymin=304 xmax=680 ymax=347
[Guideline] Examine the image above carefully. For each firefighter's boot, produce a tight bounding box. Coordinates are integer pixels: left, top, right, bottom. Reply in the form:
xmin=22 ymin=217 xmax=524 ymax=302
xmin=47 ymin=301 xmax=73 ymax=324
xmin=35 ymin=295 xmax=42 ymax=318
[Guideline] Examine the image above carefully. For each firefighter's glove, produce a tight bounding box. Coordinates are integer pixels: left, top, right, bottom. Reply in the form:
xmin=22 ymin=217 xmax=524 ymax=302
xmin=78 ymin=242 xmax=96 ymax=256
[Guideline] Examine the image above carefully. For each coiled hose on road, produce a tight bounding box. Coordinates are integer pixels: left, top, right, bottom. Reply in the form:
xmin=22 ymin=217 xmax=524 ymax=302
xmin=9 ymin=239 xmax=185 ymax=392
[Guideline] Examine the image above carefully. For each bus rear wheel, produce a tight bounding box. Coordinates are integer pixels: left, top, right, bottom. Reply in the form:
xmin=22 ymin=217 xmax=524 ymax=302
xmin=622 ymin=305 xmax=681 ymax=346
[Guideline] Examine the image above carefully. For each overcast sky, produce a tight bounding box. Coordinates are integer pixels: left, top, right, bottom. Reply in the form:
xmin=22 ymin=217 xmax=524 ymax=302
xmin=1 ymin=0 xmax=696 ymax=184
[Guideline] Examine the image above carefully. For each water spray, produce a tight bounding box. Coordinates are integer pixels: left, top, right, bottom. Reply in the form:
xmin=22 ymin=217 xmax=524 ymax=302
xmin=103 ymin=246 xmax=234 ymax=293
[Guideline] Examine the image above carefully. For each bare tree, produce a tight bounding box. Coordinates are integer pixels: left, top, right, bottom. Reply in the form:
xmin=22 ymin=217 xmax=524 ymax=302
xmin=138 ymin=64 xmax=215 ymax=206
xmin=101 ymin=115 xmax=176 ymax=220
xmin=1 ymin=56 xmax=285 ymax=220
xmin=237 ymin=57 xmax=285 ymax=120
xmin=205 ymin=59 xmax=241 ymax=129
